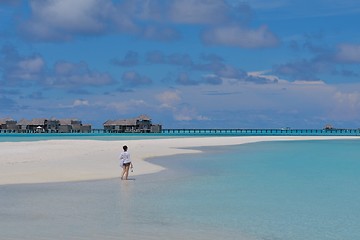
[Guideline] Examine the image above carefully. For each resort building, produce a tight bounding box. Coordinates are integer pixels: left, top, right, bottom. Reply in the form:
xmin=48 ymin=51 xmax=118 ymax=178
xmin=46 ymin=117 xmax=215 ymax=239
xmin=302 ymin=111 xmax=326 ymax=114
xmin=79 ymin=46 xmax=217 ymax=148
xmin=57 ymin=119 xmax=91 ymax=133
xmin=0 ymin=118 xmax=92 ymax=133
xmin=324 ymin=124 xmax=334 ymax=130
xmin=103 ymin=115 xmax=162 ymax=133
xmin=0 ymin=118 xmax=18 ymax=133
xmin=1 ymin=115 xmax=161 ymax=133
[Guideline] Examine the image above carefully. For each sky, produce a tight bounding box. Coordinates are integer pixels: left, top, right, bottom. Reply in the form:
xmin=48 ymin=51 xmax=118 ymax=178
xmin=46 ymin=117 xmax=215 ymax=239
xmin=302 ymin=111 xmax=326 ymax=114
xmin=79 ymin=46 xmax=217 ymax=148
xmin=1 ymin=0 xmax=360 ymax=129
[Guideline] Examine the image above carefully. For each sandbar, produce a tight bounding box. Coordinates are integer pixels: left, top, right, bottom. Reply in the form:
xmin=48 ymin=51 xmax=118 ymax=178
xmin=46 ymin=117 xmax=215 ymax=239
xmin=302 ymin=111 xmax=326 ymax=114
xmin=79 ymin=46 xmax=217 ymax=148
xmin=0 ymin=135 xmax=358 ymax=185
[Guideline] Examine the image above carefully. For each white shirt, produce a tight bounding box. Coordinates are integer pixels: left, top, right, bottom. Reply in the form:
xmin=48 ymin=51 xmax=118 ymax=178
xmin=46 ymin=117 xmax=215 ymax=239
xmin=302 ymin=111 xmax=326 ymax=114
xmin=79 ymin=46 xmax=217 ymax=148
xmin=119 ymin=151 xmax=131 ymax=164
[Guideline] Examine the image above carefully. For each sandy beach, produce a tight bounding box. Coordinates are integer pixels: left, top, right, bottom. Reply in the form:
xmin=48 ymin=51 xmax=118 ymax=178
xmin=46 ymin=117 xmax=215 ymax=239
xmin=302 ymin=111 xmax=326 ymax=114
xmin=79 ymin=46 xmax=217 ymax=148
xmin=0 ymin=135 xmax=358 ymax=186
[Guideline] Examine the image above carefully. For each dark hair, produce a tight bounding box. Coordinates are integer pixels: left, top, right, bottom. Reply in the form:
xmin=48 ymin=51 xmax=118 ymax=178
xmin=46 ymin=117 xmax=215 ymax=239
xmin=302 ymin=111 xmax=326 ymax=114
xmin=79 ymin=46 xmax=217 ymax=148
xmin=123 ymin=145 xmax=128 ymax=151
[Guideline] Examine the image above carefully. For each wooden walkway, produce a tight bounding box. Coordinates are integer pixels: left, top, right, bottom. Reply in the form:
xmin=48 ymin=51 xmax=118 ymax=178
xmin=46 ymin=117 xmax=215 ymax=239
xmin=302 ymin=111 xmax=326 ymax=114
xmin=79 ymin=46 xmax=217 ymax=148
xmin=1 ymin=128 xmax=360 ymax=136
xmin=92 ymin=128 xmax=360 ymax=136
xmin=161 ymin=128 xmax=360 ymax=136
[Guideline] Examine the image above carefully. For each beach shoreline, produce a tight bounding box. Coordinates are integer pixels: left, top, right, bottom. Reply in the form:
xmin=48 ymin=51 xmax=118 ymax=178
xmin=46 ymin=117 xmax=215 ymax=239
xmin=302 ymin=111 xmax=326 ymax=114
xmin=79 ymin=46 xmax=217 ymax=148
xmin=0 ymin=135 xmax=358 ymax=186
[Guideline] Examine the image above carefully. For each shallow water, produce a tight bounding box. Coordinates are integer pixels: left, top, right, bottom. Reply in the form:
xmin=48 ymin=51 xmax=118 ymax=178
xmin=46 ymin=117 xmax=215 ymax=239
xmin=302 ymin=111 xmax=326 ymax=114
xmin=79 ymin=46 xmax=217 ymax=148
xmin=0 ymin=133 xmax=176 ymax=142
xmin=1 ymin=139 xmax=360 ymax=239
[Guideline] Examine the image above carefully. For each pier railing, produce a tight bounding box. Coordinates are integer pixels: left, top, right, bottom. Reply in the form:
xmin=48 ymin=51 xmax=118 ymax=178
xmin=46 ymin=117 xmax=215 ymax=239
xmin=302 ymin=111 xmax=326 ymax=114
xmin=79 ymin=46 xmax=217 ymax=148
xmin=1 ymin=128 xmax=360 ymax=136
xmin=160 ymin=128 xmax=360 ymax=136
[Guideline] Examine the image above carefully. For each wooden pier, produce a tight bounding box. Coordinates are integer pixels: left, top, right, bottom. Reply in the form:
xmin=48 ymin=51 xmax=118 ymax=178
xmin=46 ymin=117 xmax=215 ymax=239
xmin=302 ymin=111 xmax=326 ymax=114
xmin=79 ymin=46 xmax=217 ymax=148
xmin=1 ymin=128 xmax=360 ymax=136
xmin=161 ymin=128 xmax=360 ymax=136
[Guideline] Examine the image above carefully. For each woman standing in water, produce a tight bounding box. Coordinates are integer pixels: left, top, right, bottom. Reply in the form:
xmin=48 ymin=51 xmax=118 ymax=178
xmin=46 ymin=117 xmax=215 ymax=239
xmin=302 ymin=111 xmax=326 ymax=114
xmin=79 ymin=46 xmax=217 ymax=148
xmin=120 ymin=145 xmax=133 ymax=180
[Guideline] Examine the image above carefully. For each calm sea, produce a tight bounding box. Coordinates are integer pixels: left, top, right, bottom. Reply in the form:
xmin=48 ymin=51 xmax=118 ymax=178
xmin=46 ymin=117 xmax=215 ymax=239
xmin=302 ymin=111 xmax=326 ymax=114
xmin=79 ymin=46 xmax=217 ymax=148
xmin=0 ymin=133 xmax=171 ymax=142
xmin=1 ymin=136 xmax=360 ymax=240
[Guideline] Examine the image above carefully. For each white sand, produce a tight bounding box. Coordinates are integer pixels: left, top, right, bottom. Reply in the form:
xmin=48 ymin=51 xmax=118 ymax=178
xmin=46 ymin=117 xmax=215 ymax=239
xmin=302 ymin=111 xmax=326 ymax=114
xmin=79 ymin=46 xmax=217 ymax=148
xmin=0 ymin=135 xmax=358 ymax=185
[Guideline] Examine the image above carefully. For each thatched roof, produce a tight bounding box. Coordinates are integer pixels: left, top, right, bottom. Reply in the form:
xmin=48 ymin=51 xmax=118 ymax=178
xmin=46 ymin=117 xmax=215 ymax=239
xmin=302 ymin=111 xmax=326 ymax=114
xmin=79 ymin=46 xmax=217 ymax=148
xmin=17 ymin=119 xmax=31 ymax=126
xmin=104 ymin=119 xmax=137 ymax=126
xmin=0 ymin=118 xmax=15 ymax=124
xmin=137 ymin=114 xmax=151 ymax=121
xmin=59 ymin=119 xmax=74 ymax=125
xmin=29 ymin=118 xmax=46 ymax=126
xmin=104 ymin=115 xmax=152 ymax=126
xmin=16 ymin=118 xmax=46 ymax=126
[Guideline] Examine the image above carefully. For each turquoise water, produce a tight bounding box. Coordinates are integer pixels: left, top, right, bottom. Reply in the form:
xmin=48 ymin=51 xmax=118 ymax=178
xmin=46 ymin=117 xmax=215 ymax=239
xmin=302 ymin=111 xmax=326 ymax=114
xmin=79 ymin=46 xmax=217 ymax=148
xmin=1 ymin=128 xmax=360 ymax=142
xmin=0 ymin=133 xmax=172 ymax=142
xmin=1 ymin=139 xmax=360 ymax=239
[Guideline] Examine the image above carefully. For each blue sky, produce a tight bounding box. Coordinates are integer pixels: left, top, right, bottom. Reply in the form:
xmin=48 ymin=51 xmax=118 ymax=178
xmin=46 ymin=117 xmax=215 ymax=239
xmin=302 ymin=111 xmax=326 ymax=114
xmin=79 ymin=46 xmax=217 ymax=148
xmin=1 ymin=0 xmax=360 ymax=129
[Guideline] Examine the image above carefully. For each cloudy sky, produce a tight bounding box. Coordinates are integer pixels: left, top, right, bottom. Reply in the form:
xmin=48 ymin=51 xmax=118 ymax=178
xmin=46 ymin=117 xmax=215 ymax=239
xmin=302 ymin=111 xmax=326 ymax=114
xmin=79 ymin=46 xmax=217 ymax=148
xmin=1 ymin=0 xmax=360 ymax=129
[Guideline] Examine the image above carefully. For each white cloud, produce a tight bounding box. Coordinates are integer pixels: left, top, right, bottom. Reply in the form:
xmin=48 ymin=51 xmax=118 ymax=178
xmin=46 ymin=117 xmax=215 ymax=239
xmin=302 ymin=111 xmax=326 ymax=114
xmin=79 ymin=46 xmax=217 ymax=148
xmin=334 ymin=91 xmax=360 ymax=107
xmin=22 ymin=0 xmax=108 ymax=40
xmin=155 ymin=90 xmax=209 ymax=121
xmin=2 ymin=53 xmax=45 ymax=82
xmin=19 ymin=0 xmax=279 ymax=47
xmin=245 ymin=0 xmax=288 ymax=10
xmin=331 ymin=90 xmax=360 ymax=120
xmin=21 ymin=0 xmax=169 ymax=41
xmin=174 ymin=106 xmax=209 ymax=121
xmin=58 ymin=99 xmax=89 ymax=108
xmin=33 ymin=0 xmax=104 ymax=31
xmin=72 ymin=99 xmax=89 ymax=107
xmin=292 ymin=80 xmax=326 ymax=85
xmin=141 ymin=25 xmax=179 ymax=41
xmin=156 ymin=90 xmax=181 ymax=108
xmin=335 ymin=44 xmax=360 ymax=63
xmin=121 ymin=71 xmax=152 ymax=87
xmin=248 ymin=71 xmax=285 ymax=83
xmin=169 ymin=0 xmax=229 ymax=24
xmin=46 ymin=61 xmax=114 ymax=87
xmin=18 ymin=56 xmax=44 ymax=73
xmin=106 ymin=99 xmax=148 ymax=113
xmin=202 ymin=25 xmax=279 ymax=48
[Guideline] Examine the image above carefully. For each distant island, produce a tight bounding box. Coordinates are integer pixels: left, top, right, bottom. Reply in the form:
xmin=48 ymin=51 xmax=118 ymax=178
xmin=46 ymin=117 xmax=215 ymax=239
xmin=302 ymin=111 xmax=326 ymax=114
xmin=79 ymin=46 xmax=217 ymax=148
xmin=0 ymin=115 xmax=162 ymax=133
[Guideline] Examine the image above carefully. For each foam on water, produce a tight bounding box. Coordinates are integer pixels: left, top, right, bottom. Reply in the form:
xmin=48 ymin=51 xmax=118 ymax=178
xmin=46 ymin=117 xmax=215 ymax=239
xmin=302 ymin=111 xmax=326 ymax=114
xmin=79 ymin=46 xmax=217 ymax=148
xmin=1 ymin=139 xmax=360 ymax=239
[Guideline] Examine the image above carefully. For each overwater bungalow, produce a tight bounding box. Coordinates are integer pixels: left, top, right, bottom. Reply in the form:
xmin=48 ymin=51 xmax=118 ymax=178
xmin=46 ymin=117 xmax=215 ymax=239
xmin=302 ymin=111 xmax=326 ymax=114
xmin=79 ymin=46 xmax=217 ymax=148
xmin=0 ymin=118 xmax=18 ymax=133
xmin=17 ymin=119 xmax=31 ymax=133
xmin=58 ymin=119 xmax=91 ymax=133
xmin=29 ymin=118 xmax=47 ymax=133
xmin=103 ymin=115 xmax=162 ymax=133
xmin=324 ymin=124 xmax=334 ymax=130
xmin=1 ymin=117 xmax=92 ymax=133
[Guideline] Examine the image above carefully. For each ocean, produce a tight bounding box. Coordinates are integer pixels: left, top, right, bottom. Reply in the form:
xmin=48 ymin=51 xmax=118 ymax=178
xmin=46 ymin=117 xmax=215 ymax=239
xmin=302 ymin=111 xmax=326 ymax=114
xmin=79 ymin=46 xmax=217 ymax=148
xmin=1 ymin=137 xmax=360 ymax=240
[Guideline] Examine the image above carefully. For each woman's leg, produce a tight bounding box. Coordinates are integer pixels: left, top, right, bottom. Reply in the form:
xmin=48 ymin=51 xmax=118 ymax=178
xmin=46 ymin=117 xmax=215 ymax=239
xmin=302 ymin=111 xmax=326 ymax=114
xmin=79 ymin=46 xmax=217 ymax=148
xmin=121 ymin=166 xmax=126 ymax=180
xmin=124 ymin=165 xmax=130 ymax=180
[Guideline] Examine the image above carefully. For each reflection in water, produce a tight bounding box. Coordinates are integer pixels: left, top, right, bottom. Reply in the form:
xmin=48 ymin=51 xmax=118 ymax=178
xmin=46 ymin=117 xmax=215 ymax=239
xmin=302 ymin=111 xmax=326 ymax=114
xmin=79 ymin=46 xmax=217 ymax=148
xmin=118 ymin=180 xmax=135 ymax=227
